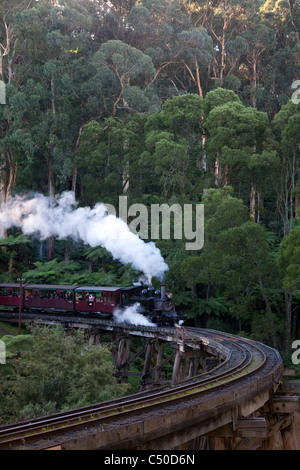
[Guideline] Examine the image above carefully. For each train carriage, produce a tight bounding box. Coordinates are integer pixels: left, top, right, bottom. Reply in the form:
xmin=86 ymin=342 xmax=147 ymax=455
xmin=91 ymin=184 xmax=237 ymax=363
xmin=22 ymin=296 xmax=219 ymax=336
xmin=23 ymin=284 xmax=76 ymax=313
xmin=73 ymin=286 xmax=122 ymax=316
xmin=0 ymin=284 xmax=20 ymax=310
xmin=0 ymin=282 xmax=183 ymax=325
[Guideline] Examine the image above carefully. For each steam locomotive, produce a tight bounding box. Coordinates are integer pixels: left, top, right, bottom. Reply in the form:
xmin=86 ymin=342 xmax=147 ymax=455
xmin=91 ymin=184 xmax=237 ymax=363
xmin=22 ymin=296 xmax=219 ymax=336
xmin=0 ymin=282 xmax=183 ymax=326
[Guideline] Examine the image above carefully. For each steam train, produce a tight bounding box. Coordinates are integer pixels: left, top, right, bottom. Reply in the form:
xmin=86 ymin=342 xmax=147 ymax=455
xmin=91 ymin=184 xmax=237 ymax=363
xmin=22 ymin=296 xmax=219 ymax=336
xmin=0 ymin=282 xmax=183 ymax=326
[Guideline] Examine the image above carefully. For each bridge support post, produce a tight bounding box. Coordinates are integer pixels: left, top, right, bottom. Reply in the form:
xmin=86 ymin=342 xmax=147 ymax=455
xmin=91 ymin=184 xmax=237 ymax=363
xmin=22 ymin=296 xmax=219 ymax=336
xmin=154 ymin=339 xmax=164 ymax=383
xmin=201 ymin=346 xmax=207 ymax=373
xmin=282 ymin=413 xmax=300 ymax=449
xmin=88 ymin=330 xmax=101 ymax=346
xmin=111 ymin=332 xmax=118 ymax=368
xmin=116 ymin=334 xmax=131 ymax=383
xmin=187 ymin=356 xmax=199 ymax=379
xmin=140 ymin=338 xmax=155 ymax=390
xmin=172 ymin=350 xmax=182 ymax=384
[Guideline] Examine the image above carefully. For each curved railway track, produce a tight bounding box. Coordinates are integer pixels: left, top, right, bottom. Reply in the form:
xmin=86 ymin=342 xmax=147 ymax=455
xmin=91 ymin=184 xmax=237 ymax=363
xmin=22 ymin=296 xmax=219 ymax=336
xmin=0 ymin=324 xmax=284 ymax=450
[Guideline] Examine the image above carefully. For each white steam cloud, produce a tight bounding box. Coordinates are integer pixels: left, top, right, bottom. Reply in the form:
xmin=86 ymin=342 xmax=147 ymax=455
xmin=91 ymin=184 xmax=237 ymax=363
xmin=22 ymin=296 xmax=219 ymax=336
xmin=0 ymin=191 xmax=168 ymax=281
xmin=113 ymin=303 xmax=156 ymax=327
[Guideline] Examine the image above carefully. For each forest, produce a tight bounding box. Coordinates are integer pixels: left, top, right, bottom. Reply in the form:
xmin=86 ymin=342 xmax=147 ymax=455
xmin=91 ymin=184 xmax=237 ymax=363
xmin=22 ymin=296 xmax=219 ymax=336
xmin=0 ymin=0 xmax=299 ymax=359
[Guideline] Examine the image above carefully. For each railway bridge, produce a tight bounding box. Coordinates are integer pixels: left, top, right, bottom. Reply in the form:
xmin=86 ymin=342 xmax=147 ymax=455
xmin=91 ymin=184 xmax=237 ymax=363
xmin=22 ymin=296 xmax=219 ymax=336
xmin=0 ymin=312 xmax=300 ymax=450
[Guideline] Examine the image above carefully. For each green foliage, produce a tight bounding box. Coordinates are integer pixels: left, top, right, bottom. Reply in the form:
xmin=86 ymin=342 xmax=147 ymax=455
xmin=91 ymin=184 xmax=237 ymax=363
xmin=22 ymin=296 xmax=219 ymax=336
xmin=203 ymin=88 xmax=241 ymax=117
xmin=0 ymin=0 xmax=299 ymax=357
xmin=22 ymin=259 xmax=82 ymax=284
xmin=278 ymin=226 xmax=300 ymax=291
xmin=191 ymin=297 xmax=230 ymax=318
xmin=0 ymin=325 xmax=128 ymax=424
xmin=0 ymin=234 xmax=31 ymax=280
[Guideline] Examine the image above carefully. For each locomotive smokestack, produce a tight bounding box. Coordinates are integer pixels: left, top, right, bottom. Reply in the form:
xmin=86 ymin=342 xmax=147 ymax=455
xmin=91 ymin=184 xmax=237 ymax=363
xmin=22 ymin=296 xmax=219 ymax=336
xmin=161 ymin=284 xmax=166 ymax=299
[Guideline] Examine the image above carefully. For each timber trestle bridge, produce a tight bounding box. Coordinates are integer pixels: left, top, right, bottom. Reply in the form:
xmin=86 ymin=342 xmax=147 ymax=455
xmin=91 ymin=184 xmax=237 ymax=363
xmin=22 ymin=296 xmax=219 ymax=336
xmin=0 ymin=311 xmax=300 ymax=450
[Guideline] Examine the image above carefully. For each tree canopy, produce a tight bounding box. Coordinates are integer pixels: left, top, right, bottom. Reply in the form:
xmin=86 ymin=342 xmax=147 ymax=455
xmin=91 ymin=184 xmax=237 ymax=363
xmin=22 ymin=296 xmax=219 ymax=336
xmin=0 ymin=325 xmax=128 ymax=424
xmin=0 ymin=0 xmax=299 ymax=356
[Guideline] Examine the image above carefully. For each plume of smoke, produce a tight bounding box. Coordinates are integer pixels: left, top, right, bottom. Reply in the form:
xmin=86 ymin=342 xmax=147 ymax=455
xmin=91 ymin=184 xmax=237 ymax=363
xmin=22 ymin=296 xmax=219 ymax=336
xmin=113 ymin=303 xmax=155 ymax=326
xmin=0 ymin=191 xmax=168 ymax=281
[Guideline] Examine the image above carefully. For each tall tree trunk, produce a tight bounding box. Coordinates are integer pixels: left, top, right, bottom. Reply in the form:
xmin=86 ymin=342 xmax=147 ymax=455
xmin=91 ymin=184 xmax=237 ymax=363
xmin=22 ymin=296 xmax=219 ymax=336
xmin=64 ymin=247 xmax=70 ymax=262
xmin=277 ymin=152 xmax=298 ymax=236
xmin=51 ymin=77 xmax=56 ymax=116
xmin=250 ymin=183 xmax=256 ymax=220
xmin=47 ymin=163 xmax=55 ymax=261
xmin=46 ymin=74 xmax=57 ymax=261
xmin=8 ymin=58 xmax=13 ymax=84
xmin=223 ymin=164 xmax=228 ymax=186
xmin=215 ymin=158 xmax=221 ymax=187
xmin=71 ymin=167 xmax=77 ymax=193
xmin=72 ymin=118 xmax=101 ymax=197
xmin=219 ymin=22 xmax=226 ymax=85
xmin=285 ymin=290 xmax=293 ymax=353
xmin=47 ymin=235 xmax=55 ymax=261
xmin=295 ymin=193 xmax=299 ymax=219
xmin=0 ymin=53 xmax=3 ymax=82
xmin=0 ymin=149 xmax=17 ymax=217
xmin=195 ymin=60 xmax=203 ymax=97
xmin=0 ymin=21 xmax=14 ymax=82
xmin=257 ymin=189 xmax=263 ymax=224
xmin=259 ymin=278 xmax=278 ymax=348
xmin=290 ymin=150 xmax=296 ymax=227
xmin=251 ymin=59 xmax=257 ymax=108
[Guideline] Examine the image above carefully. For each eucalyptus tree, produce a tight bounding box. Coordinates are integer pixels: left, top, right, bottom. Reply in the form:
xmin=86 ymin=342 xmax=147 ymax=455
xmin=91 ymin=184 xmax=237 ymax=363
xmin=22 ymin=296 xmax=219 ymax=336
xmin=0 ymin=9 xmax=15 ymax=84
xmin=0 ymin=84 xmax=37 ymax=208
xmin=3 ymin=0 xmax=99 ymax=258
xmin=142 ymin=93 xmax=204 ymax=199
xmin=242 ymin=23 xmax=277 ymax=109
xmin=215 ymin=221 xmax=281 ymax=347
xmin=75 ymin=113 xmax=147 ymax=204
xmin=203 ymin=89 xmax=277 ymax=221
xmin=0 ymin=325 xmax=128 ymax=424
xmin=261 ymin=0 xmax=299 ymax=45
xmin=0 ymin=1 xmax=36 ymax=208
xmin=183 ymin=0 xmax=257 ymax=84
xmin=10 ymin=0 xmax=97 ymax=194
xmin=0 ymin=233 xmax=30 ymax=279
xmin=126 ymin=1 xmax=211 ymax=96
xmin=177 ymin=28 xmax=213 ymax=96
xmin=91 ymin=40 xmax=156 ymax=116
xmin=278 ymin=225 xmax=300 ymax=352
xmin=183 ymin=186 xmax=280 ymax=344
xmin=128 ymin=0 xmax=190 ymax=49
xmin=180 ymin=0 xmax=299 ymax=114
xmin=202 ymin=87 xmax=241 ymax=116
xmin=180 ymin=187 xmax=249 ymax=326
xmin=272 ymin=101 xmax=300 ymax=237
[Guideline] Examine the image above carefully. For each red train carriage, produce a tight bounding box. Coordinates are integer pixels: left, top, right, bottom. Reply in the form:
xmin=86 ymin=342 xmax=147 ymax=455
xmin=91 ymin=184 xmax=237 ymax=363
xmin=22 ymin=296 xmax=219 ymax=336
xmin=23 ymin=284 xmax=76 ymax=313
xmin=0 ymin=284 xmax=21 ymax=310
xmin=73 ymin=286 xmax=122 ymax=316
xmin=0 ymin=283 xmax=122 ymax=317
